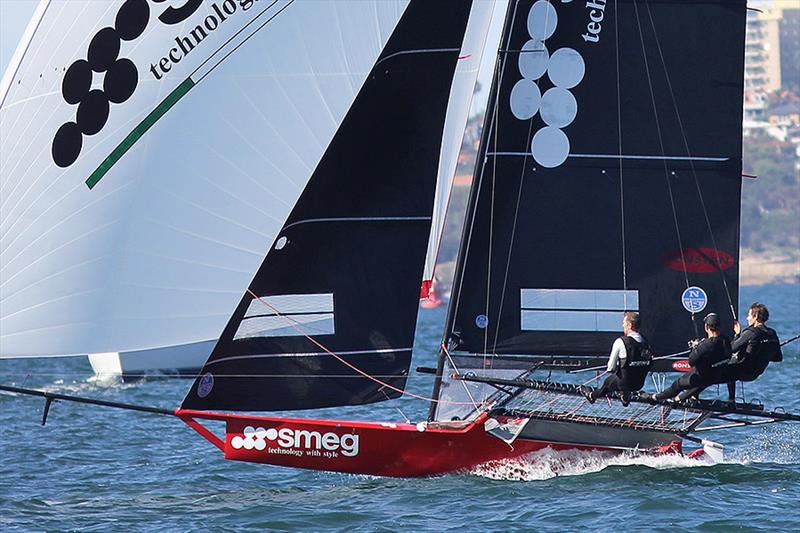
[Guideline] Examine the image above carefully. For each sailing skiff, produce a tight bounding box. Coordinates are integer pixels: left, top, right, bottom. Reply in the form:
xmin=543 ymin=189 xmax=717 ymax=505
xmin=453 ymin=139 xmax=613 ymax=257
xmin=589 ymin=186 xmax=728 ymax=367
xmin=2 ymin=0 xmax=799 ymax=477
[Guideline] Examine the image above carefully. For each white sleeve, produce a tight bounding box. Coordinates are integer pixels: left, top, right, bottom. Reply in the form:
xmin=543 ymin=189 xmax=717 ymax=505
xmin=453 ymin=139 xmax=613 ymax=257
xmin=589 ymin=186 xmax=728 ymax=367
xmin=606 ymin=338 xmax=627 ymax=373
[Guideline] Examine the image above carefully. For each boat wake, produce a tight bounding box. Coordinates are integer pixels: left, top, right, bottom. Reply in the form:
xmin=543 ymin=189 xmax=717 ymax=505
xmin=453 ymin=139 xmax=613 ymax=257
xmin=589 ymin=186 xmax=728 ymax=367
xmin=471 ymin=426 xmax=800 ymax=481
xmin=469 ymin=447 xmax=711 ymax=481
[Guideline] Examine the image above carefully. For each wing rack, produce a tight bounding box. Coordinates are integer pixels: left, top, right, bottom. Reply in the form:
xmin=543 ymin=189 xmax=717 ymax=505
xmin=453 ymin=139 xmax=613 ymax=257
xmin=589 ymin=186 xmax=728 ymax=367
xmin=452 ymin=374 xmax=800 ymax=436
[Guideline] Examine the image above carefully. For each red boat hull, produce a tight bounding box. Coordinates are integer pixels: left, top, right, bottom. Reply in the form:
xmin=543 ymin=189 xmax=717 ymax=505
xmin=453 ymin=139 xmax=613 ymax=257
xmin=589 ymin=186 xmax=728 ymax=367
xmin=177 ymin=410 xmax=682 ymax=477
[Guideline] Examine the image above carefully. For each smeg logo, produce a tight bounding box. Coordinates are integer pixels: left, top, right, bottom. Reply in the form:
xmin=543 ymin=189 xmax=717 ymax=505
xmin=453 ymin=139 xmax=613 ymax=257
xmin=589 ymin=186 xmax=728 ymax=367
xmin=52 ymin=0 xmax=203 ymax=168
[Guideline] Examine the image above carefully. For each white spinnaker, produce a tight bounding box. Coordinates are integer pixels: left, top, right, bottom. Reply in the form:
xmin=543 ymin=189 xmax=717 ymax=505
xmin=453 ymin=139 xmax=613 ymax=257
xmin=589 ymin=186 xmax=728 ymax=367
xmin=421 ymin=0 xmax=496 ymax=296
xmin=0 ymin=0 xmax=409 ymax=357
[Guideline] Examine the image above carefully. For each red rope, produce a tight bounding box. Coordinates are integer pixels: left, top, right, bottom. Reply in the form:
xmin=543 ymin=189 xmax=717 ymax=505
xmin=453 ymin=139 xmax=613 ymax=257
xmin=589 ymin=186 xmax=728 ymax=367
xmin=245 ymin=290 xmax=474 ymax=406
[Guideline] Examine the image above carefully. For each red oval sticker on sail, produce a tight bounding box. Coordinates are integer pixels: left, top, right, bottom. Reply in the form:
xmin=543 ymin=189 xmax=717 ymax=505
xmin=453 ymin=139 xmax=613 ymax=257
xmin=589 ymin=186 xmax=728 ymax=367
xmin=672 ymin=360 xmax=692 ymax=372
xmin=660 ymin=247 xmax=735 ymax=273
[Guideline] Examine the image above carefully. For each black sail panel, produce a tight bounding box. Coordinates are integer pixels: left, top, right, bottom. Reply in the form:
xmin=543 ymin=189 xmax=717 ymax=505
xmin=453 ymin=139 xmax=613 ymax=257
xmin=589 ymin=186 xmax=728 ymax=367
xmin=447 ymin=0 xmax=745 ymax=359
xmin=182 ymin=0 xmax=473 ymax=411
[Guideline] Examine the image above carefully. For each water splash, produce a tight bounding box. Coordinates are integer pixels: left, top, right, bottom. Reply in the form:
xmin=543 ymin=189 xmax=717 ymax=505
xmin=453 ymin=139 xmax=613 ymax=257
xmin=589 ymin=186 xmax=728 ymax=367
xmin=728 ymin=425 xmax=800 ymax=465
xmin=470 ymin=447 xmax=715 ymax=481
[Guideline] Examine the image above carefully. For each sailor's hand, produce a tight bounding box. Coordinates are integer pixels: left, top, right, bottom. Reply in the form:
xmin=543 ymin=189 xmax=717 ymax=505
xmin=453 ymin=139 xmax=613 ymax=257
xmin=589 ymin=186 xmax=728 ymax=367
xmin=733 ymin=320 xmax=741 ymax=335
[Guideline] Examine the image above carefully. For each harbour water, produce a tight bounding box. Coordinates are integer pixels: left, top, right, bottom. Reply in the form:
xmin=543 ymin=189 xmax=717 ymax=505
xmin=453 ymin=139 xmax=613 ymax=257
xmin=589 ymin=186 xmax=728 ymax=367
xmin=1 ymin=284 xmax=798 ymax=532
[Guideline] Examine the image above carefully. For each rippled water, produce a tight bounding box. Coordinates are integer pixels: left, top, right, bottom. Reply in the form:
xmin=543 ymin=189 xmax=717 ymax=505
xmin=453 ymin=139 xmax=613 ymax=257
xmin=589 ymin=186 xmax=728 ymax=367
xmin=1 ymin=284 xmax=798 ymax=532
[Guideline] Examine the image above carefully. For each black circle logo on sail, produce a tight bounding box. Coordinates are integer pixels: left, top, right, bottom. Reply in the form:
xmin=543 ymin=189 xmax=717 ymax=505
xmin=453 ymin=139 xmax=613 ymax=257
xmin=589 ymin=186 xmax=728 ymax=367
xmin=61 ymin=60 xmax=92 ymax=105
xmin=52 ymin=122 xmax=83 ymax=168
xmin=104 ymin=59 xmax=138 ymax=104
xmin=76 ymin=90 xmax=110 ymax=135
xmin=116 ymin=0 xmax=150 ymax=41
xmin=52 ymin=0 xmax=205 ymax=168
xmin=87 ymin=27 xmax=121 ymax=72
xmin=52 ymin=0 xmax=152 ymax=168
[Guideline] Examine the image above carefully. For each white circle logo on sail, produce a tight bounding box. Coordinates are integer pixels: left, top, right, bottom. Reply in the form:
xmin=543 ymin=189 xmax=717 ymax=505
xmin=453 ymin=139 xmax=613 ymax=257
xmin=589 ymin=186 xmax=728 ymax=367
xmin=519 ymin=39 xmax=549 ymax=80
xmin=531 ymin=127 xmax=570 ymax=168
xmin=509 ymin=2 xmax=586 ymax=169
xmin=681 ymin=286 xmax=708 ymax=313
xmin=197 ymin=372 xmax=214 ymax=398
xmin=547 ymin=48 xmax=586 ymax=89
xmin=510 ymin=79 xmax=542 ymax=120
xmin=527 ymin=0 xmax=558 ymax=41
xmin=540 ymin=87 xmax=577 ymax=128
xmin=475 ymin=314 xmax=489 ymax=329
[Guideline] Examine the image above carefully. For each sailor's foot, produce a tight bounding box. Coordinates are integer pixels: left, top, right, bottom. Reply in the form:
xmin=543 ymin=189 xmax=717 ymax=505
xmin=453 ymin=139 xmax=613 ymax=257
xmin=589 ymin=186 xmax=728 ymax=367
xmin=580 ymin=386 xmax=596 ymax=404
xmin=677 ymin=395 xmax=699 ymax=407
xmin=621 ymin=395 xmax=630 ymax=407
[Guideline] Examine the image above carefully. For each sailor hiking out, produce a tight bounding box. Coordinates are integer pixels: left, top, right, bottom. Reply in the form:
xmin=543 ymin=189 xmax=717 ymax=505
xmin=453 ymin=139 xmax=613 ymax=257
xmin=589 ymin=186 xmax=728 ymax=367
xmin=650 ymin=313 xmax=731 ymax=402
xmin=720 ymin=302 xmax=782 ymax=401
xmin=584 ymin=312 xmax=653 ymax=406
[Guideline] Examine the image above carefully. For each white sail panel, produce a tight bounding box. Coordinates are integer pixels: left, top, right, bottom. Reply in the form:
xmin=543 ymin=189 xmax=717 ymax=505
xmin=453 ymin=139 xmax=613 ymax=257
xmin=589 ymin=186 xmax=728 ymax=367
xmin=0 ymin=0 xmax=409 ymax=357
xmin=421 ymin=0 xmax=496 ymax=296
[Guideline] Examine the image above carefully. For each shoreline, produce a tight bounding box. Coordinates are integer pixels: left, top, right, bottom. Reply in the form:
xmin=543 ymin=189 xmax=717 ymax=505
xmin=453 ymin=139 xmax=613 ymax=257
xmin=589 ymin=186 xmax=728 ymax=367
xmin=740 ymin=252 xmax=800 ymax=286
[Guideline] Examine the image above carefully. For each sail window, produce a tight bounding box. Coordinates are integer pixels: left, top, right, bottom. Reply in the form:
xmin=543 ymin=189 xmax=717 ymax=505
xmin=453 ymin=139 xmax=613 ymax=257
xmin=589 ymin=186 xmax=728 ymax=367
xmin=520 ymin=289 xmax=638 ymax=332
xmin=234 ymin=293 xmax=335 ymax=339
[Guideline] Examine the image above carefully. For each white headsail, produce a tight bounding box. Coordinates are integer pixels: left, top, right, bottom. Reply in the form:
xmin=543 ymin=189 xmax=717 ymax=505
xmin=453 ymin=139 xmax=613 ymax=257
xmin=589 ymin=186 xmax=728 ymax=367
xmin=421 ymin=0 xmax=496 ymax=297
xmin=1 ymin=0 xmax=410 ymax=357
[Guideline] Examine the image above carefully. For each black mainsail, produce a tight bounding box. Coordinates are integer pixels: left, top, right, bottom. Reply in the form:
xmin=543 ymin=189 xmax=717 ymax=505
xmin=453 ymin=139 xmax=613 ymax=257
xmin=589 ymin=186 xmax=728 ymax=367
xmin=442 ymin=0 xmax=744 ymax=361
xmin=431 ymin=0 xmax=746 ymax=419
xmin=183 ymin=0 xmax=474 ymax=411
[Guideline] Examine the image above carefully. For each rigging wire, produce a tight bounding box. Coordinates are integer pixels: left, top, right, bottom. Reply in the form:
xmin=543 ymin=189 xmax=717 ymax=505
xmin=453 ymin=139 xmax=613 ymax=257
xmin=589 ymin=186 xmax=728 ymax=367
xmin=244 ymin=289 xmax=474 ymax=406
xmin=490 ymin=0 xmax=554 ymax=354
xmin=632 ymin=0 xmax=699 ymax=337
xmin=442 ymin=343 xmax=480 ymax=411
xmin=614 ymin=0 xmax=629 ymax=301
xmin=484 ymin=47 xmax=500 ymax=362
xmin=643 ymin=0 xmax=738 ymax=320
xmin=0 ymin=372 xmax=487 ymax=379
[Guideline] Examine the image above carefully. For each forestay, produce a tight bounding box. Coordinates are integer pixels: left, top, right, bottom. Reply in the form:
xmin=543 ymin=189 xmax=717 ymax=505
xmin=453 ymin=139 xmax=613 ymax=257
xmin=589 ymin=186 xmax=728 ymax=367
xmin=1 ymin=0 xmax=408 ymax=357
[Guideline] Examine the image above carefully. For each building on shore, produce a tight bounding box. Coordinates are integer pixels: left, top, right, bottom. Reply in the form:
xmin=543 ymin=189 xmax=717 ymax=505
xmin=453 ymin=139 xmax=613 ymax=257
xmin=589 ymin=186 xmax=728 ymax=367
xmin=744 ymin=8 xmax=782 ymax=121
xmin=779 ymin=6 xmax=800 ymax=93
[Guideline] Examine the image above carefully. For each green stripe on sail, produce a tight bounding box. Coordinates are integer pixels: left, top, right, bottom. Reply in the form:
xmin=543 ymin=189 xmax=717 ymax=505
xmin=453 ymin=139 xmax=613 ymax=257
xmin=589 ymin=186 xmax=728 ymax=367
xmin=85 ymin=77 xmax=195 ymax=190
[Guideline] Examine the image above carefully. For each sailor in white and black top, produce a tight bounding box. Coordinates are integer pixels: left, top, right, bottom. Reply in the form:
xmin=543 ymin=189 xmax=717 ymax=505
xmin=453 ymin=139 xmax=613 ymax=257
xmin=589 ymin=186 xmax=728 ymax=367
xmin=585 ymin=312 xmax=652 ymax=406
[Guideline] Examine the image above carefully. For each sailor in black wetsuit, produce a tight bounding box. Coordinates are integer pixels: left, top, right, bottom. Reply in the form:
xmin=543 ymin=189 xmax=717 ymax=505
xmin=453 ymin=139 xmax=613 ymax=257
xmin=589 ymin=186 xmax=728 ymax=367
xmin=584 ymin=312 xmax=652 ymax=406
xmin=719 ymin=302 xmax=782 ymax=401
xmin=650 ymin=313 xmax=731 ymax=402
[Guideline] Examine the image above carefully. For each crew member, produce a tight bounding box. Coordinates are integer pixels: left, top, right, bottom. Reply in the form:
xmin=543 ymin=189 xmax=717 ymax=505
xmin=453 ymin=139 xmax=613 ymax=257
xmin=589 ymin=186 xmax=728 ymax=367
xmin=584 ymin=312 xmax=652 ymax=406
xmin=720 ymin=302 xmax=782 ymax=401
xmin=649 ymin=313 xmax=731 ymax=402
